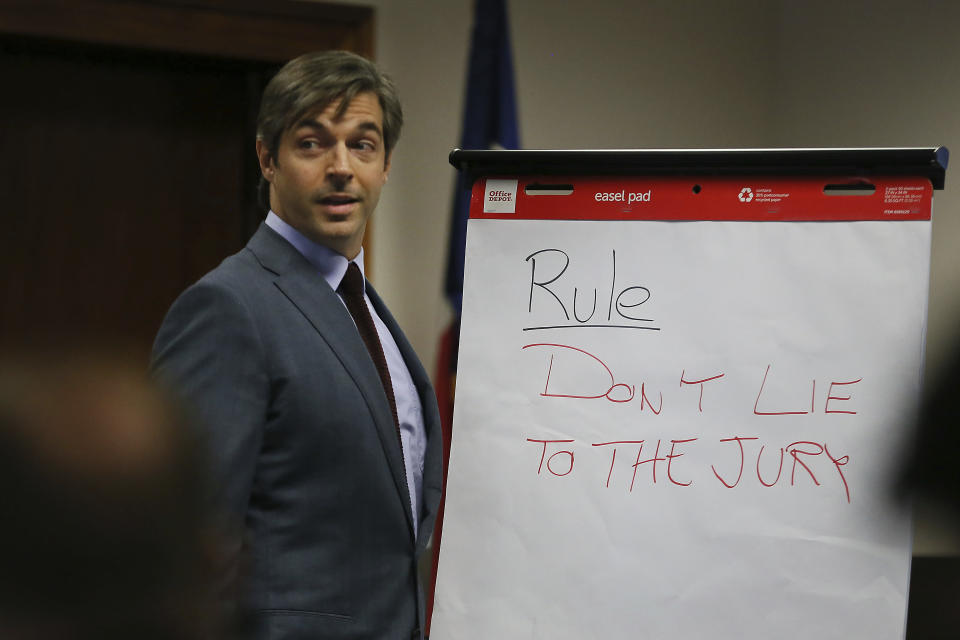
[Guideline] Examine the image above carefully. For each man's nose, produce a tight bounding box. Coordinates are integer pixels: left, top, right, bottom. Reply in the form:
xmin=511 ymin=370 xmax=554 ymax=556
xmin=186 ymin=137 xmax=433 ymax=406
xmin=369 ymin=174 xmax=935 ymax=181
xmin=327 ymin=143 xmax=353 ymax=180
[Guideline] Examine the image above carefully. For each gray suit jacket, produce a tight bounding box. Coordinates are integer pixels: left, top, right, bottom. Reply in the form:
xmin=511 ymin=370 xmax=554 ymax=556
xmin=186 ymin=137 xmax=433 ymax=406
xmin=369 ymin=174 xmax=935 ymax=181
xmin=152 ymin=224 xmax=443 ymax=640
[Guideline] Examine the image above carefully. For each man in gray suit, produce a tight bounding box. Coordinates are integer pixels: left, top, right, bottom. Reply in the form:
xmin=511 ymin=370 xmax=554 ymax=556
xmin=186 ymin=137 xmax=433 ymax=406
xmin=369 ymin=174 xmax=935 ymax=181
xmin=152 ymin=51 xmax=443 ymax=640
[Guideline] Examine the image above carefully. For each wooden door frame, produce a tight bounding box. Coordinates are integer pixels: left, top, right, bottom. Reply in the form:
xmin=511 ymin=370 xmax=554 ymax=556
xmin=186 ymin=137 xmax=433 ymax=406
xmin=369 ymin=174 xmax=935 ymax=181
xmin=0 ymin=0 xmax=378 ymax=269
xmin=0 ymin=0 xmax=373 ymax=63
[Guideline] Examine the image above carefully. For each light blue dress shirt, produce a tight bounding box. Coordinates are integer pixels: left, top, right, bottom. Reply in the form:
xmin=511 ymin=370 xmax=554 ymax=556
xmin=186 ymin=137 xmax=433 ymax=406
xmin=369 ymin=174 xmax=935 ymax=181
xmin=265 ymin=212 xmax=427 ymax=537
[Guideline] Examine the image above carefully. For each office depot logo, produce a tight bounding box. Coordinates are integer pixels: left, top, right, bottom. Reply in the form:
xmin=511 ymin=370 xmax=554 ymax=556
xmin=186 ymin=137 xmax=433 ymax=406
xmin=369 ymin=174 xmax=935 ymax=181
xmin=484 ymin=179 xmax=518 ymax=213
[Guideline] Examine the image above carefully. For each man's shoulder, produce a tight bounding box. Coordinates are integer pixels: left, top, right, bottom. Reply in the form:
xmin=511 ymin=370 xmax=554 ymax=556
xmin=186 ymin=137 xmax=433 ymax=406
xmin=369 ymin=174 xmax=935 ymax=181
xmin=170 ymin=247 xmax=259 ymax=310
xmin=199 ymin=246 xmax=262 ymax=288
xmin=187 ymin=225 xmax=285 ymax=299
xmin=152 ymin=245 xmax=271 ymax=367
xmin=160 ymin=240 xmax=275 ymax=328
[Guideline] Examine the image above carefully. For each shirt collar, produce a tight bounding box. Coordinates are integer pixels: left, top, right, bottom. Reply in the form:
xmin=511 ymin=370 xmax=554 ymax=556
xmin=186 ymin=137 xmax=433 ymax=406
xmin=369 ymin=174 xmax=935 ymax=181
xmin=265 ymin=211 xmax=365 ymax=293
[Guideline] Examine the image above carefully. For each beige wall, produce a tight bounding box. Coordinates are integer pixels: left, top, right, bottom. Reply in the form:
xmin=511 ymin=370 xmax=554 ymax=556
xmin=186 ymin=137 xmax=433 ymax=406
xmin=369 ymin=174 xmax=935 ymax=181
xmin=334 ymin=0 xmax=960 ymax=553
xmin=771 ymin=0 xmax=960 ymax=373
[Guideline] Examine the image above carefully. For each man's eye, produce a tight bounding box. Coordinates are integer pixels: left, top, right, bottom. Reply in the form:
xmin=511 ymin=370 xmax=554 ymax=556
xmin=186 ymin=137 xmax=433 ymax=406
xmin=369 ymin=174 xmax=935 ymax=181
xmin=354 ymin=140 xmax=376 ymax=152
xmin=299 ymin=140 xmax=320 ymax=150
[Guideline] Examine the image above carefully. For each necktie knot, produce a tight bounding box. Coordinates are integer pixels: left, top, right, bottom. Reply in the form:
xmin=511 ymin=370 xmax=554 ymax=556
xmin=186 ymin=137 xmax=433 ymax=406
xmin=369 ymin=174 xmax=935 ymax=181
xmin=339 ymin=262 xmax=365 ymax=296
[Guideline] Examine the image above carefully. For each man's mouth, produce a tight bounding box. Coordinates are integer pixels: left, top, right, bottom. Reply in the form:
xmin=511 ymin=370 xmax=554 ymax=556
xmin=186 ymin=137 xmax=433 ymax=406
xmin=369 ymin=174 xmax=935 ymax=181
xmin=318 ymin=193 xmax=359 ymax=205
xmin=317 ymin=193 xmax=360 ymax=214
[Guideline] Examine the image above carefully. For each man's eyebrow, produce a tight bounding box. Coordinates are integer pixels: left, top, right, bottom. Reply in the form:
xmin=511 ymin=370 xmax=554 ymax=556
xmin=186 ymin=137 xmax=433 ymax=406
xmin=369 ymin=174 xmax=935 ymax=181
xmin=292 ymin=118 xmax=326 ymax=133
xmin=293 ymin=118 xmax=383 ymax=138
xmin=355 ymin=121 xmax=384 ymax=138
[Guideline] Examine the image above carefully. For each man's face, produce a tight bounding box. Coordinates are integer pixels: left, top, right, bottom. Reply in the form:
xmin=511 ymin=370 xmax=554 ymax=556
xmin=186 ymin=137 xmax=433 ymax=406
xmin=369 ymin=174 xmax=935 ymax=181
xmin=257 ymin=91 xmax=391 ymax=259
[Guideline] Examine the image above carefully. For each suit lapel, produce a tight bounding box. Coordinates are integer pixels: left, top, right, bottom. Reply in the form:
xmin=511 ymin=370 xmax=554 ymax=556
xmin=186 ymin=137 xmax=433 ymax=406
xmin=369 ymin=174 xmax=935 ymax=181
xmin=368 ymin=283 xmax=445 ymax=542
xmin=246 ymin=224 xmax=416 ymax=538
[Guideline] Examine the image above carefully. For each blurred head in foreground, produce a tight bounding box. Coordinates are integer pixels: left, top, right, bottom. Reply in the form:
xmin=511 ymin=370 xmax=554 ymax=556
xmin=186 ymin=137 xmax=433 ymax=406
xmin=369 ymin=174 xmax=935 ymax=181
xmin=899 ymin=344 xmax=960 ymax=521
xmin=0 ymin=354 xmax=219 ymax=639
xmin=896 ymin=341 xmax=960 ymax=636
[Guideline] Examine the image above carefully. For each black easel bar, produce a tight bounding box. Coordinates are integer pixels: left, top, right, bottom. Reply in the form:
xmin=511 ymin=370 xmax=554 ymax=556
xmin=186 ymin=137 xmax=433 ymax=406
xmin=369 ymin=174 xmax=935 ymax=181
xmin=449 ymin=147 xmax=949 ymax=190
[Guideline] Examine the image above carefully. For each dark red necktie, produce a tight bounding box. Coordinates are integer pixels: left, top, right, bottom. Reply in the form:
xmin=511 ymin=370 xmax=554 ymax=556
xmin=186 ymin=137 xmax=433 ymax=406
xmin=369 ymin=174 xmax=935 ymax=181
xmin=338 ymin=262 xmax=402 ymax=446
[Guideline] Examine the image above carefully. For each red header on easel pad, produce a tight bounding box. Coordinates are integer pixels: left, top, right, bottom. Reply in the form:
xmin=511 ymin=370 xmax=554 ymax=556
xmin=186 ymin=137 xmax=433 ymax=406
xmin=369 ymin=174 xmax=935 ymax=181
xmin=469 ymin=176 xmax=932 ymax=221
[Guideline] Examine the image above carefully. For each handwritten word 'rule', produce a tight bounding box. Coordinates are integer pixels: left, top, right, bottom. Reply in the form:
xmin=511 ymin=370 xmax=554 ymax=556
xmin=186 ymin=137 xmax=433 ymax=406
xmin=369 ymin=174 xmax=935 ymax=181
xmin=524 ymin=249 xmax=659 ymax=331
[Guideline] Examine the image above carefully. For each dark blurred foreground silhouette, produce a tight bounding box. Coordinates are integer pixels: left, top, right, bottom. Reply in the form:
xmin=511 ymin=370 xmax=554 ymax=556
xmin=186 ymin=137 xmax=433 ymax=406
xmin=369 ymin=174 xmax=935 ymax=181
xmin=0 ymin=352 xmax=223 ymax=639
xmin=899 ymin=341 xmax=960 ymax=638
xmin=899 ymin=343 xmax=960 ymax=518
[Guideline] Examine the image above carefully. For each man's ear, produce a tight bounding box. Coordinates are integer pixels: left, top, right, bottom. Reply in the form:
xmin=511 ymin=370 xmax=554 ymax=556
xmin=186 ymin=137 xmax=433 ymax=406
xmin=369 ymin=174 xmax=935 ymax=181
xmin=256 ymin=139 xmax=275 ymax=181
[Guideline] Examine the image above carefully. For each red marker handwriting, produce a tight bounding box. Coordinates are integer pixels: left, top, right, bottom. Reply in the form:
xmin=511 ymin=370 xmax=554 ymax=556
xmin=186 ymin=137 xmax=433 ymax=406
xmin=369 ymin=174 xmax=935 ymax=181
xmin=754 ymin=364 xmax=862 ymax=416
xmin=712 ymin=436 xmax=760 ymax=488
xmin=530 ymin=436 xmax=853 ymax=502
xmin=592 ymin=441 xmax=645 ymax=488
xmin=681 ymin=370 xmax=725 ymax=412
xmin=523 ymin=343 xmax=636 ymax=403
xmin=527 ymin=438 xmax=576 ymax=476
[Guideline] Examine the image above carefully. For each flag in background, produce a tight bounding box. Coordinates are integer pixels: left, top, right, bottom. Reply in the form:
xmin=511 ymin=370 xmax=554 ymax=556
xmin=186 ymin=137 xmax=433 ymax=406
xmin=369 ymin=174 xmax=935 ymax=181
xmin=427 ymin=0 xmax=520 ymax=630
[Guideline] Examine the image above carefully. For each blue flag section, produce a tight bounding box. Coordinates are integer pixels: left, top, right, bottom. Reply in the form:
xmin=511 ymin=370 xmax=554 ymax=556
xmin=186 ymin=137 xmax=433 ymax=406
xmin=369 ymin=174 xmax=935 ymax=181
xmin=428 ymin=0 xmax=520 ymax=631
xmin=444 ymin=0 xmax=521 ymax=314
